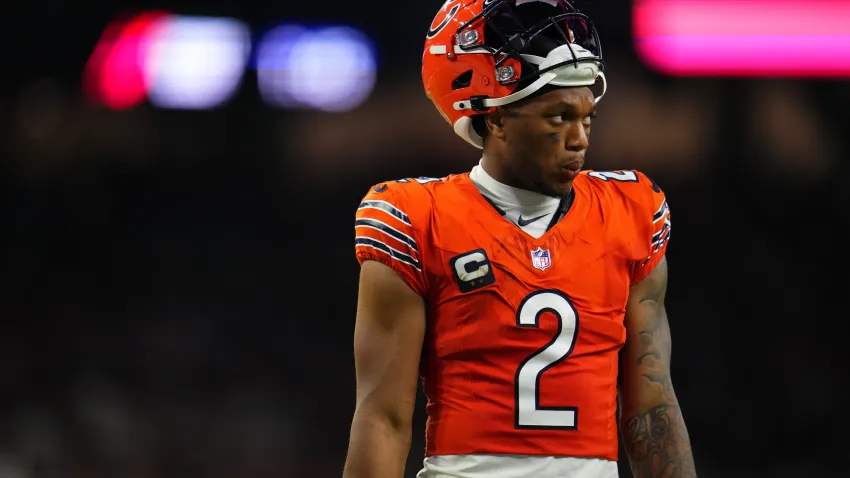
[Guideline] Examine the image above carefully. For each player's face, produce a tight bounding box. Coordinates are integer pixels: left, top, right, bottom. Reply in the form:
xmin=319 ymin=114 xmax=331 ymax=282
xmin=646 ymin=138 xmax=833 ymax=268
xmin=500 ymin=87 xmax=596 ymax=197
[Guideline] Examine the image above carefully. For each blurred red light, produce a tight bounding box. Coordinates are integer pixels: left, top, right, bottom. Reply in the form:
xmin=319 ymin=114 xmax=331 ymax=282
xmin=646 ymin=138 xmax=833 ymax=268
xmin=82 ymin=11 xmax=171 ymax=110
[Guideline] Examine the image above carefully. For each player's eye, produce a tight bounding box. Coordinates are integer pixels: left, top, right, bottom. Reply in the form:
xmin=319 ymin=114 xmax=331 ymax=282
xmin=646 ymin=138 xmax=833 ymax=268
xmin=550 ymin=112 xmax=596 ymax=126
xmin=550 ymin=113 xmax=569 ymax=124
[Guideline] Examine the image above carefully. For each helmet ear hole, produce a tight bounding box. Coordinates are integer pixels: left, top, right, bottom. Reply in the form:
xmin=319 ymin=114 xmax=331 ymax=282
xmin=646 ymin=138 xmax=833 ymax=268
xmin=471 ymin=114 xmax=489 ymax=140
xmin=452 ymin=70 xmax=474 ymax=90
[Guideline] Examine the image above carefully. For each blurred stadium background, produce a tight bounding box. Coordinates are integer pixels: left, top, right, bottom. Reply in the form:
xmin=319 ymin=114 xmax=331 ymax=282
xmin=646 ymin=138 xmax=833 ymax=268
xmin=2 ymin=0 xmax=849 ymax=477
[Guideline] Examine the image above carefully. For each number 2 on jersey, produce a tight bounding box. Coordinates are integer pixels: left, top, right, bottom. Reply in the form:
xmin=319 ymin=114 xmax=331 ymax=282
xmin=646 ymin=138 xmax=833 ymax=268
xmin=515 ymin=290 xmax=580 ymax=429
xmin=587 ymin=170 xmax=638 ymax=182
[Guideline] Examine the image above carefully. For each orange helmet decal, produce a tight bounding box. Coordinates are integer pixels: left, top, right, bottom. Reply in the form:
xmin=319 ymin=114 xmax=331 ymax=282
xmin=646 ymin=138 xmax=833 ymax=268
xmin=427 ymin=1 xmax=464 ymax=39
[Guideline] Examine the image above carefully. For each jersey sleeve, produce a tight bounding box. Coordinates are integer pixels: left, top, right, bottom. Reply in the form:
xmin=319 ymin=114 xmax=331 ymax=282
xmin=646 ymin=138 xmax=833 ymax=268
xmin=630 ymin=171 xmax=671 ymax=284
xmin=354 ymin=183 xmax=428 ymax=296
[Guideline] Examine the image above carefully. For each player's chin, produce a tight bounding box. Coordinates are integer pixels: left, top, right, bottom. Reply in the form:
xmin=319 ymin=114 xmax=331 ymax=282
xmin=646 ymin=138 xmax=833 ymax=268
xmin=542 ymin=176 xmax=574 ymax=197
xmin=552 ymin=168 xmax=580 ymax=189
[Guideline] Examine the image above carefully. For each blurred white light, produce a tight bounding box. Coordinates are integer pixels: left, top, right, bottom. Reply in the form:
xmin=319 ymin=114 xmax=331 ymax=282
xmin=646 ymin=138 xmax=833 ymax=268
xmin=257 ymin=25 xmax=377 ymax=112
xmin=143 ymin=16 xmax=251 ymax=110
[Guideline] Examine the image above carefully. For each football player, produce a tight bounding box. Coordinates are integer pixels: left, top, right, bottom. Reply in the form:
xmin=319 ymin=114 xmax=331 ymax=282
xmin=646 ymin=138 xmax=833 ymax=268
xmin=343 ymin=1 xmax=696 ymax=477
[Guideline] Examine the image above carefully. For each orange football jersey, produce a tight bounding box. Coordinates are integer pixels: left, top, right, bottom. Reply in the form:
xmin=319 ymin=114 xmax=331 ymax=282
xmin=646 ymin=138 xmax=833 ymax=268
xmin=354 ymin=170 xmax=671 ymax=461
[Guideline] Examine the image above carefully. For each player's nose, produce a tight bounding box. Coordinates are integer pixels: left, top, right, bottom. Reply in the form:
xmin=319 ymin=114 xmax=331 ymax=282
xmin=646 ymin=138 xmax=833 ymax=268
xmin=565 ymin=122 xmax=589 ymax=152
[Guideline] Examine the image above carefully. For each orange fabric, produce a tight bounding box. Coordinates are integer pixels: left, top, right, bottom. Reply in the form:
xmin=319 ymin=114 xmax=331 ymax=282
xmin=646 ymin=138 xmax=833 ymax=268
xmin=354 ymin=182 xmax=428 ymax=296
xmin=354 ymin=171 xmax=670 ymax=461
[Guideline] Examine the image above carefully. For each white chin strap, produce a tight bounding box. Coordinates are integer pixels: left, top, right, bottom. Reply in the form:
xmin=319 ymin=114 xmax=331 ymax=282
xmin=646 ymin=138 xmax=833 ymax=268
xmin=452 ymin=43 xmax=607 ymax=149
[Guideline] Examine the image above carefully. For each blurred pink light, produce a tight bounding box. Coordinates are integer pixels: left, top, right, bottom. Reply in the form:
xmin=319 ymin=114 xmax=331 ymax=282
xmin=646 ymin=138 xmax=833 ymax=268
xmin=634 ymin=0 xmax=850 ymax=77
xmin=83 ymin=12 xmax=170 ymax=110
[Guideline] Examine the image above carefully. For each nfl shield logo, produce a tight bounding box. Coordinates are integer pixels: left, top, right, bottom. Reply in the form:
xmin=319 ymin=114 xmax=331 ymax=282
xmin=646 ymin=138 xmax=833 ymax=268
xmin=530 ymin=247 xmax=552 ymax=271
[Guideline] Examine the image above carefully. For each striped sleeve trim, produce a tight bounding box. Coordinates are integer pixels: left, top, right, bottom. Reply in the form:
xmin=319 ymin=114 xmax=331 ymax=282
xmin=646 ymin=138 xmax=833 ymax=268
xmin=357 ymin=200 xmax=411 ymax=225
xmin=355 ymin=198 xmax=421 ymax=272
xmin=651 ymin=200 xmax=671 ymax=252
xmin=354 ymin=218 xmax=419 ymax=252
xmin=354 ymin=237 xmax=421 ymax=271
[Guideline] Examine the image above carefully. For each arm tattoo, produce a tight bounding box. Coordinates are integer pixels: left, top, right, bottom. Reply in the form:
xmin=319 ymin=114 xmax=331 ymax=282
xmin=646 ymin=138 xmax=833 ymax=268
xmin=622 ymin=257 xmax=697 ymax=477
xmin=638 ymin=256 xmax=668 ymax=304
xmin=625 ymin=403 xmax=696 ymax=478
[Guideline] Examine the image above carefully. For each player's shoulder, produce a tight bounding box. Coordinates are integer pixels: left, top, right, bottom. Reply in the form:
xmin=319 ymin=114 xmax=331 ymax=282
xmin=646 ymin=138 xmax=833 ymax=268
xmin=357 ymin=173 xmax=465 ymax=227
xmin=360 ymin=174 xmax=464 ymax=208
xmin=577 ymin=169 xmax=666 ymax=209
xmin=361 ymin=175 xmax=442 ymax=199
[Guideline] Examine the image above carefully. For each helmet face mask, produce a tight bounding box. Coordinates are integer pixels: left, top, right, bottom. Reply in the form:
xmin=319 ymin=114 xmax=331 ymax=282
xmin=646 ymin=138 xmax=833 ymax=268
xmin=462 ymin=0 xmax=603 ymax=85
xmin=422 ymin=0 xmax=606 ymax=148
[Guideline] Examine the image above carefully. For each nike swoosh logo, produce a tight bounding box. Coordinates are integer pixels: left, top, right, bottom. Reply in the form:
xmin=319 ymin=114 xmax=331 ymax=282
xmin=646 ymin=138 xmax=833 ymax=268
xmin=517 ymin=213 xmax=549 ymax=227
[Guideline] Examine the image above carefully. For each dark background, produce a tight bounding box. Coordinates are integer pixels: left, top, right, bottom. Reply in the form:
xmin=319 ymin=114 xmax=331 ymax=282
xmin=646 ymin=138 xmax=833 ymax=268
xmin=2 ymin=1 xmax=849 ymax=477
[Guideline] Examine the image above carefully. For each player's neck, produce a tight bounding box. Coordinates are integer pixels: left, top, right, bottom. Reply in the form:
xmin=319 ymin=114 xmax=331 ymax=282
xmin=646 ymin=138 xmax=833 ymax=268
xmin=480 ymin=155 xmax=566 ymax=199
xmin=472 ymin=159 xmax=558 ymax=207
xmin=470 ymin=160 xmax=564 ymax=238
xmin=480 ymin=155 xmax=521 ymax=191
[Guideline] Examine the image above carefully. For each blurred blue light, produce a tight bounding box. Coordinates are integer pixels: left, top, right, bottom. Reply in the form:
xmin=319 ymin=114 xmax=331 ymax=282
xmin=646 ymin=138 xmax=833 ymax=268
xmin=256 ymin=24 xmax=378 ymax=113
xmin=255 ymin=25 xmax=311 ymax=109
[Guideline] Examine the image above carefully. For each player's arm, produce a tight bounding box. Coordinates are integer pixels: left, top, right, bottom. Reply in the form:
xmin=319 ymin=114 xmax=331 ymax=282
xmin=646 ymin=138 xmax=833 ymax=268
xmin=619 ymin=256 xmax=697 ymax=478
xmin=342 ymin=260 xmax=426 ymax=478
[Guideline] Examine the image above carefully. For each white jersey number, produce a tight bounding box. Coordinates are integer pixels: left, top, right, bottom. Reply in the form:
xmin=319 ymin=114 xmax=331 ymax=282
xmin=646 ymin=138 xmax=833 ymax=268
xmin=587 ymin=170 xmax=639 ymax=182
xmin=515 ymin=290 xmax=580 ymax=429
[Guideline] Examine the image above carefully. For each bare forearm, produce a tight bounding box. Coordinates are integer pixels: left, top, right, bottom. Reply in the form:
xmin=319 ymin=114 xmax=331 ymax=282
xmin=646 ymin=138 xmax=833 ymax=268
xmin=343 ymin=411 xmax=411 ymax=478
xmin=621 ymin=258 xmax=696 ymax=477
xmin=621 ymin=394 xmax=696 ymax=478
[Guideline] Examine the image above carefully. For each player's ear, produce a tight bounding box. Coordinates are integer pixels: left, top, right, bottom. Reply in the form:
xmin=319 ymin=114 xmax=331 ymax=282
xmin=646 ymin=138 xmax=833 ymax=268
xmin=486 ymin=108 xmax=507 ymax=140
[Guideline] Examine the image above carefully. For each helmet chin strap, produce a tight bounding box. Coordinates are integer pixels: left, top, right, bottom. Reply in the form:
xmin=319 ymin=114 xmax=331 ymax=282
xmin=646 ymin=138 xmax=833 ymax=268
xmin=453 ymin=43 xmax=607 ymax=112
xmin=451 ymin=43 xmax=607 ymax=149
xmin=453 ymin=69 xmax=606 ymax=112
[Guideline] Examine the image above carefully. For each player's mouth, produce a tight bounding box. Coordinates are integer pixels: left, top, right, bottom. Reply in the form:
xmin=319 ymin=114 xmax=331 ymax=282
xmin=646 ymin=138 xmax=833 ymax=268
xmin=557 ymin=162 xmax=583 ymax=180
